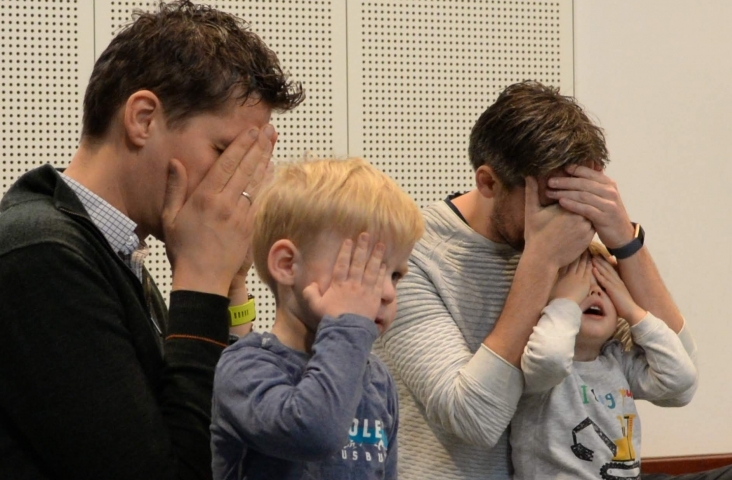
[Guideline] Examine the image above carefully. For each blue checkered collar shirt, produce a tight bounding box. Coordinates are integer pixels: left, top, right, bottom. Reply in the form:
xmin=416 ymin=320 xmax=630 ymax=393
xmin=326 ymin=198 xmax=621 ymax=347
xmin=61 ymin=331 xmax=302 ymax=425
xmin=60 ymin=173 xmax=150 ymax=283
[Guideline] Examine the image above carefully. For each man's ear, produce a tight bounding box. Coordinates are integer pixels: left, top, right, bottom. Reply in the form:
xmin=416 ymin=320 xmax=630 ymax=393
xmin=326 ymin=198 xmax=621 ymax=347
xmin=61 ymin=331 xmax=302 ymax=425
xmin=475 ymin=165 xmax=502 ymax=199
xmin=123 ymin=90 xmax=163 ymax=148
xmin=268 ymin=239 xmax=300 ymax=287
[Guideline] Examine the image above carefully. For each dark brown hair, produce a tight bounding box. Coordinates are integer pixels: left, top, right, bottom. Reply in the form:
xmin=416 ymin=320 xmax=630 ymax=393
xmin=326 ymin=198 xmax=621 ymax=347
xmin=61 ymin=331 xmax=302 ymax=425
xmin=82 ymin=0 xmax=304 ymax=139
xmin=468 ymin=81 xmax=608 ymax=188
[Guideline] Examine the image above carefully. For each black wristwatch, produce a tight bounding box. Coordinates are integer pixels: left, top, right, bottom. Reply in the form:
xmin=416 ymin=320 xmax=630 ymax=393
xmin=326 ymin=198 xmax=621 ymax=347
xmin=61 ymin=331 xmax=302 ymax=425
xmin=607 ymin=223 xmax=645 ymax=260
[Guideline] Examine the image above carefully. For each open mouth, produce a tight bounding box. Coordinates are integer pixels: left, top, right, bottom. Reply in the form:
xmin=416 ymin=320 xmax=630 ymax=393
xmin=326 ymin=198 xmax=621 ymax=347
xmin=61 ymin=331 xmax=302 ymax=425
xmin=583 ymin=304 xmax=604 ymax=317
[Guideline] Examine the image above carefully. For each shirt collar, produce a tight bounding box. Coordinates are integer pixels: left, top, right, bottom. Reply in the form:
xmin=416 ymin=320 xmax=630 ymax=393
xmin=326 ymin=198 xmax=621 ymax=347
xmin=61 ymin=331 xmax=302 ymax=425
xmin=59 ymin=174 xmax=141 ymax=256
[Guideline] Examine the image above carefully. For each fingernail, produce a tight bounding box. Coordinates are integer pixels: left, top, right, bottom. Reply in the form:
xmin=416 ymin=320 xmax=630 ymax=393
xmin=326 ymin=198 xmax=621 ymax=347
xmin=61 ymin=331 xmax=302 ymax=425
xmin=248 ymin=128 xmax=259 ymax=139
xmin=263 ymin=124 xmax=275 ymax=137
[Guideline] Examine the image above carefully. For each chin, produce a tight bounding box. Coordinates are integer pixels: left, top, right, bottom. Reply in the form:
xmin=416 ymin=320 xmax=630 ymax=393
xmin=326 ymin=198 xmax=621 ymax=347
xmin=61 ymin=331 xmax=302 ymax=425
xmin=580 ymin=320 xmax=616 ymax=343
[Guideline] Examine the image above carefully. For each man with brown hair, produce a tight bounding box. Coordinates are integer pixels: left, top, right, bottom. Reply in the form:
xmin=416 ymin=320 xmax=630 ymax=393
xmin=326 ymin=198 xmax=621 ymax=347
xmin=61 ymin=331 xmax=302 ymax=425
xmin=0 ymin=2 xmax=302 ymax=479
xmin=374 ymin=81 xmax=696 ymax=479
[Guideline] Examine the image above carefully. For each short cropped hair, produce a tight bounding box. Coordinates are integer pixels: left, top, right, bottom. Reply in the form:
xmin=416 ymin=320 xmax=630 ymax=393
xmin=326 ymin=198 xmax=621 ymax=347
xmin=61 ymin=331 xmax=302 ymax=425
xmin=82 ymin=0 xmax=304 ymax=139
xmin=253 ymin=158 xmax=424 ymax=292
xmin=469 ymin=81 xmax=608 ymax=188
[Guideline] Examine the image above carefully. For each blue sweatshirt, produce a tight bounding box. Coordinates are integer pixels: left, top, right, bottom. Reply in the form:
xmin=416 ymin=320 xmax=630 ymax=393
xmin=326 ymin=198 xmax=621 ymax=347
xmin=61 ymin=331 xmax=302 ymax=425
xmin=211 ymin=314 xmax=398 ymax=480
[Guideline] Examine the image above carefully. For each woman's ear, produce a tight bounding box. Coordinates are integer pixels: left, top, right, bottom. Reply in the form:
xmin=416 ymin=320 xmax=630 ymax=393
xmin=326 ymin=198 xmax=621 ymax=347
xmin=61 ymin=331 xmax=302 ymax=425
xmin=268 ymin=239 xmax=299 ymax=286
xmin=123 ymin=90 xmax=162 ymax=148
xmin=475 ymin=165 xmax=502 ymax=199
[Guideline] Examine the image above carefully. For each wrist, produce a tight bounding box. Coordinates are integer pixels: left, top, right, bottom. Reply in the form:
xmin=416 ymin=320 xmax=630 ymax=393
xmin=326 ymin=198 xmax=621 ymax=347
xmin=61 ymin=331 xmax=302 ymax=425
xmin=606 ymin=223 xmax=645 ymax=260
xmin=622 ymin=305 xmax=647 ymax=326
xmin=172 ymin=265 xmax=231 ymax=297
xmin=604 ymin=222 xmax=636 ymax=249
xmin=228 ymin=286 xmax=250 ymax=306
xmin=521 ymin=243 xmax=563 ymax=273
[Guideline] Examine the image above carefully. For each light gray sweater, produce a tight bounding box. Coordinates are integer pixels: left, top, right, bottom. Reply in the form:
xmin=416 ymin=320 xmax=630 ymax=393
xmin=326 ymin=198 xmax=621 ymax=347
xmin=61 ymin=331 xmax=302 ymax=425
xmin=511 ymin=299 xmax=698 ymax=479
xmin=374 ymin=200 xmax=524 ymax=480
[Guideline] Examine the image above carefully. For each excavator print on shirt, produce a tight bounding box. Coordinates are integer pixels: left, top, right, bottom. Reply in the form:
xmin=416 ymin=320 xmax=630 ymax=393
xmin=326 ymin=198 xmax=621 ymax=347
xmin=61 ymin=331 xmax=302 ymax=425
xmin=571 ymin=414 xmax=640 ymax=480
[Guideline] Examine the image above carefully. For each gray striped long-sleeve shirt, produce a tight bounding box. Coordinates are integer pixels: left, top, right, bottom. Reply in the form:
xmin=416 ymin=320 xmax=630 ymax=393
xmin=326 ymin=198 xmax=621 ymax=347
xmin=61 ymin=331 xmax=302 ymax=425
xmin=374 ymin=199 xmax=524 ymax=480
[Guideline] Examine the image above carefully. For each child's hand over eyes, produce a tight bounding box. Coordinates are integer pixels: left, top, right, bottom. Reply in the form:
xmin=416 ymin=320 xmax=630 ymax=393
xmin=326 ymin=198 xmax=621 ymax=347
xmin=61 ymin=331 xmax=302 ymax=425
xmin=550 ymin=251 xmax=592 ymax=306
xmin=592 ymin=255 xmax=647 ymax=325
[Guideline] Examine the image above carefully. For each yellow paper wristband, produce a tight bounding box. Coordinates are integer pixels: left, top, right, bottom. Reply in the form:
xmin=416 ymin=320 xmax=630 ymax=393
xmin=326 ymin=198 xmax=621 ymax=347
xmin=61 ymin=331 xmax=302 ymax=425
xmin=229 ymin=295 xmax=256 ymax=327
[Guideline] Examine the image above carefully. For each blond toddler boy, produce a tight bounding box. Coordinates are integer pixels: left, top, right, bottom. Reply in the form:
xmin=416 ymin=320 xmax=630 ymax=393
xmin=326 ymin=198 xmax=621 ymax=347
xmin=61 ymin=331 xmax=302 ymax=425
xmin=211 ymin=158 xmax=424 ymax=480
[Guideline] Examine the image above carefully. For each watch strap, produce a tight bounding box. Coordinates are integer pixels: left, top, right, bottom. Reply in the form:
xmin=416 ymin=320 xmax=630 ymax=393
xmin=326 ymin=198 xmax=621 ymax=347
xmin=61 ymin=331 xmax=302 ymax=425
xmin=607 ymin=223 xmax=645 ymax=260
xmin=229 ymin=294 xmax=256 ymax=326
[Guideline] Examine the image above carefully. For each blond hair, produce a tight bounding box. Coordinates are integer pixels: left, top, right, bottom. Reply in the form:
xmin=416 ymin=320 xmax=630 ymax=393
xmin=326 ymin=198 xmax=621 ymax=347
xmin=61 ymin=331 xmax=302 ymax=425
xmin=252 ymin=158 xmax=424 ymax=292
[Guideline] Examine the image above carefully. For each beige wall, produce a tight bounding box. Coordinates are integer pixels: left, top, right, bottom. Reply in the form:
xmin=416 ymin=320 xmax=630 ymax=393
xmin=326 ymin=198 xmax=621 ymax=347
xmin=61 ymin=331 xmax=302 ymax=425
xmin=574 ymin=0 xmax=732 ymax=456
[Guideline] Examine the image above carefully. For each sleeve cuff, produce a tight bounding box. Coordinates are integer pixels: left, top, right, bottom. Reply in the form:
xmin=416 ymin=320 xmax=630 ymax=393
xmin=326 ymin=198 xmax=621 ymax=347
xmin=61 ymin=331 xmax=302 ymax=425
xmin=629 ymin=311 xmax=660 ymax=333
xmin=631 ymin=315 xmax=696 ymax=361
xmin=168 ymin=290 xmax=230 ymax=344
xmin=542 ymin=298 xmax=583 ymax=328
xmin=677 ymin=318 xmax=698 ymax=364
xmin=463 ymin=344 xmax=523 ymax=402
xmin=317 ymin=313 xmax=380 ymax=341
xmin=545 ymin=297 xmax=583 ymax=316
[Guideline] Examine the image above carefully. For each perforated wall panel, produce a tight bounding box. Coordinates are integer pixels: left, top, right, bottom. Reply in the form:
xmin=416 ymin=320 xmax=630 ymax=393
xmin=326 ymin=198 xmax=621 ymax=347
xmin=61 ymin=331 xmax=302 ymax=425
xmin=348 ymin=0 xmax=573 ymax=207
xmin=1 ymin=0 xmax=94 ymax=188
xmin=2 ymin=0 xmax=572 ymax=333
xmin=94 ymin=0 xmax=347 ymax=331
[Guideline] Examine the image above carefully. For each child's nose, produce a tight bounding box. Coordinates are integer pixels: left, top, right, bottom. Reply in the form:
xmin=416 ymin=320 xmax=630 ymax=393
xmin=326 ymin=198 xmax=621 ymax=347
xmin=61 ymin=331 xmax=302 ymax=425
xmin=382 ymin=277 xmax=396 ymax=304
